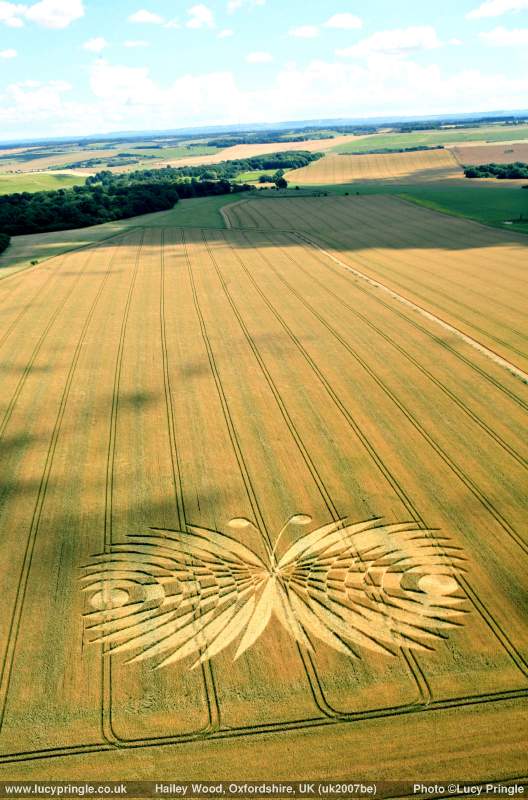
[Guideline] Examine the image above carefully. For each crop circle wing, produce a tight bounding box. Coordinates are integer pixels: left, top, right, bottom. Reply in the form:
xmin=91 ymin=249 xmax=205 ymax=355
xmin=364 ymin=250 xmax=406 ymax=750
xmin=278 ymin=518 xmax=467 ymax=658
xmin=82 ymin=526 xmax=267 ymax=669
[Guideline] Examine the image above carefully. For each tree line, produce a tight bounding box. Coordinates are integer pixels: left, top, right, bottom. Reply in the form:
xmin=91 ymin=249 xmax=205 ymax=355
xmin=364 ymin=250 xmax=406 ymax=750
xmin=464 ymin=162 xmax=528 ymax=179
xmin=0 ymin=178 xmax=252 ymax=236
xmin=0 ymin=232 xmax=10 ymax=254
xmin=87 ymin=150 xmax=323 ymax=185
xmin=0 ymin=151 xmax=320 ymax=238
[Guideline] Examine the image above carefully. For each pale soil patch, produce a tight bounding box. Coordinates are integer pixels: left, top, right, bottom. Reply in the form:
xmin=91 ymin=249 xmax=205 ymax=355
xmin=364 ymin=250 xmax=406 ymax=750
xmin=451 ymin=141 xmax=528 ymax=165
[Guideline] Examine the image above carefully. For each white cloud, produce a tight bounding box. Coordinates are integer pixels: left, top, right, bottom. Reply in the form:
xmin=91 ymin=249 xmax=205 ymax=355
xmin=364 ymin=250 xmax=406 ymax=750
xmin=218 ymin=27 xmax=233 ymax=37
xmin=448 ymin=37 xmax=464 ymax=45
xmin=83 ymin=36 xmax=107 ymax=53
xmin=3 ymin=55 xmax=528 ymax=141
xmin=337 ymin=26 xmax=442 ymax=58
xmin=479 ymin=24 xmax=528 ymax=43
xmin=289 ymin=24 xmax=319 ymax=38
xmin=246 ymin=50 xmax=273 ymax=62
xmin=186 ymin=3 xmax=214 ymax=28
xmin=467 ymin=0 xmax=528 ymax=18
xmin=123 ymin=39 xmax=150 ymax=47
xmin=0 ymin=2 xmax=25 ymax=27
xmin=0 ymin=47 xmax=16 ymax=56
xmin=165 ymin=18 xmax=180 ymax=28
xmin=227 ymin=0 xmax=264 ymax=12
xmin=323 ymin=13 xmax=362 ymax=30
xmin=128 ymin=9 xmax=164 ymax=24
xmin=0 ymin=0 xmax=84 ymax=28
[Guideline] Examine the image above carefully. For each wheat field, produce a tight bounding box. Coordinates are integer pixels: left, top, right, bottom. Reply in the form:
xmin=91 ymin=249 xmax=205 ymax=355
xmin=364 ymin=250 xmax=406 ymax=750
xmin=0 ymin=198 xmax=526 ymax=779
xmin=284 ymin=149 xmax=463 ymax=185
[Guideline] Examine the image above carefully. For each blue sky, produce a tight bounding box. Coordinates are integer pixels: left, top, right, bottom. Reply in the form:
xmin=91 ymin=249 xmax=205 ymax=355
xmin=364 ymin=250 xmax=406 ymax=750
xmin=1 ymin=0 xmax=527 ymax=141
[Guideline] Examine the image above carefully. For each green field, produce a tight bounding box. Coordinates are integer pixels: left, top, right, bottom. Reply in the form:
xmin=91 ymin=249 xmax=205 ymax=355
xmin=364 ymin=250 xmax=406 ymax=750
xmin=236 ymin=169 xmax=277 ymax=182
xmin=333 ymin=124 xmax=528 ymax=154
xmin=125 ymin=144 xmax=221 ymax=160
xmin=0 ymin=172 xmax=85 ymax=194
xmin=272 ymin=180 xmax=528 ymax=234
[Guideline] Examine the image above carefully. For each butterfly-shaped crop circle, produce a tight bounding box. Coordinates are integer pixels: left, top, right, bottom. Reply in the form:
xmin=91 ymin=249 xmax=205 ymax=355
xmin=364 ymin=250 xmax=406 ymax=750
xmin=81 ymin=515 xmax=467 ymax=670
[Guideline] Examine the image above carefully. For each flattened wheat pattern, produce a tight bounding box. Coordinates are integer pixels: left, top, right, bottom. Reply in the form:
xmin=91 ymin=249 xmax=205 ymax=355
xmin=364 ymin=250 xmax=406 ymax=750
xmin=82 ymin=516 xmax=467 ymax=669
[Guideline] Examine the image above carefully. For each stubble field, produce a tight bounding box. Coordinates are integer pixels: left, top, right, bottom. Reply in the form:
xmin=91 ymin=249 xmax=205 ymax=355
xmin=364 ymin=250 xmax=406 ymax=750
xmin=451 ymin=141 xmax=528 ymax=165
xmin=0 ymin=196 xmax=526 ymax=781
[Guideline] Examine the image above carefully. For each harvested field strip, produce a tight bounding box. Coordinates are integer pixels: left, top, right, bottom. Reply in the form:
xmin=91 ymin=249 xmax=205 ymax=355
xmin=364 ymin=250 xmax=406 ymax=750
xmin=285 ymin=150 xmax=463 ymax=185
xmin=451 ymin=142 xmax=528 ymax=165
xmin=224 ymin=197 xmax=528 ymax=371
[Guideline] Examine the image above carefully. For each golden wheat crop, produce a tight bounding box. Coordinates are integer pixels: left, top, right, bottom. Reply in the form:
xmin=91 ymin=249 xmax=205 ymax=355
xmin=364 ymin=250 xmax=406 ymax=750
xmin=0 ymin=204 xmax=526 ymax=780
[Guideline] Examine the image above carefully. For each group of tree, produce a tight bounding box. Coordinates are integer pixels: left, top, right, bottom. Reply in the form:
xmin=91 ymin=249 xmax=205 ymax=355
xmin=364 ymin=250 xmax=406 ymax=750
xmin=0 ymin=149 xmax=320 ymax=238
xmin=205 ymin=132 xmax=333 ymax=147
xmin=0 ymin=232 xmax=10 ymax=254
xmin=0 ymin=176 xmax=253 ymax=237
xmin=464 ymin=162 xmax=528 ymax=179
xmin=91 ymin=150 xmax=322 ymax=185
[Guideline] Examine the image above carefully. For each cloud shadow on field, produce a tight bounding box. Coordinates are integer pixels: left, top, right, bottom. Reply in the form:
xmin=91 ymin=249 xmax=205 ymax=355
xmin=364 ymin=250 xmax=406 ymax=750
xmin=0 ymin=363 xmax=53 ymax=375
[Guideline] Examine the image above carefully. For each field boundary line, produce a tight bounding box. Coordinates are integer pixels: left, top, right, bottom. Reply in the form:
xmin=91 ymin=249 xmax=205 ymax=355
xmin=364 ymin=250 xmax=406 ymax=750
xmin=0 ymin=686 xmax=527 ymax=765
xmin=394 ymin=191 xmax=528 ymax=239
xmin=295 ymin=232 xmax=528 ymax=384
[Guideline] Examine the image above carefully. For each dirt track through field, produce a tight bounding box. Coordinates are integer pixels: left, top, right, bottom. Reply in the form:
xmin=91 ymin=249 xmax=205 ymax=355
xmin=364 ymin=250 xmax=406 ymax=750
xmin=224 ymin=195 xmax=528 ymax=375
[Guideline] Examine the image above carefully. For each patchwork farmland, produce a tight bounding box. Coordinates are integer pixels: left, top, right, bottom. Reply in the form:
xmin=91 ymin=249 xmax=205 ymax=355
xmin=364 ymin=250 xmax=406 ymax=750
xmin=0 ymin=193 xmax=526 ymax=780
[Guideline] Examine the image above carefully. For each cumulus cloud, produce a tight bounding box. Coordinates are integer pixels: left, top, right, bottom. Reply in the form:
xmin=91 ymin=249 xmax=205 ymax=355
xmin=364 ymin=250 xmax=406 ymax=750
xmin=186 ymin=4 xmax=214 ymax=28
xmin=227 ymin=0 xmax=264 ymax=12
xmin=246 ymin=50 xmax=273 ymax=62
xmin=479 ymin=25 xmax=528 ymax=43
xmin=123 ymin=39 xmax=150 ymax=47
xmin=289 ymin=24 xmax=319 ymax=38
xmin=217 ymin=27 xmax=233 ymax=37
xmin=3 ymin=55 xmax=528 ymax=140
xmin=83 ymin=36 xmax=107 ymax=53
xmin=0 ymin=0 xmax=84 ymax=28
xmin=128 ymin=9 xmax=164 ymax=24
xmin=336 ymin=26 xmax=442 ymax=58
xmin=0 ymin=47 xmax=16 ymax=56
xmin=467 ymin=0 xmax=528 ymax=18
xmin=0 ymin=2 xmax=26 ymax=27
xmin=323 ymin=13 xmax=362 ymax=30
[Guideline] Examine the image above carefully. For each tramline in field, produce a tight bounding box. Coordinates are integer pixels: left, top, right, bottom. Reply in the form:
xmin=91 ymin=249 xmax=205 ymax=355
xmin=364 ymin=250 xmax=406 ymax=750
xmin=0 ymin=198 xmax=526 ymax=777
